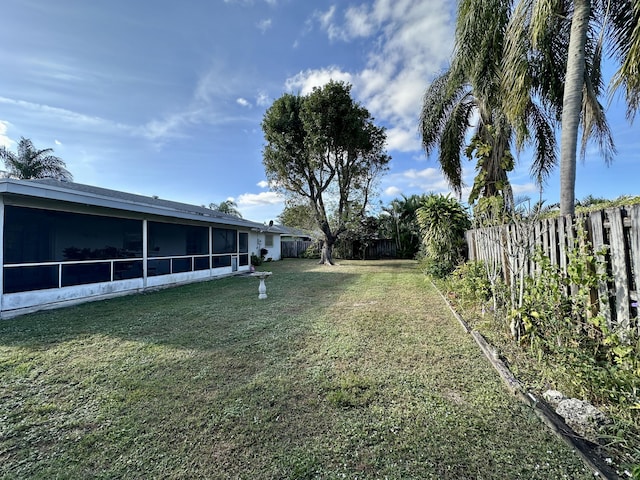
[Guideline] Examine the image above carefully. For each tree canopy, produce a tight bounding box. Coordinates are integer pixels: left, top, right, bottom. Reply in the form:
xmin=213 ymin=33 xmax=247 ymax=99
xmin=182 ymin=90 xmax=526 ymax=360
xmin=0 ymin=137 xmax=72 ymax=181
xmin=262 ymin=81 xmax=390 ymax=264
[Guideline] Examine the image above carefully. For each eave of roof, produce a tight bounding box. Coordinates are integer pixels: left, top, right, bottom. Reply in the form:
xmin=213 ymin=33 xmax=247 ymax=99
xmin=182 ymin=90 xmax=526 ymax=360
xmin=0 ymin=178 xmax=269 ymax=230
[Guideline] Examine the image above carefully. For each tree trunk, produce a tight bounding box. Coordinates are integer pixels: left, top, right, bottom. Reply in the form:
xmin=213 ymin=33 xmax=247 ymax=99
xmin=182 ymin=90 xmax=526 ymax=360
xmin=319 ymin=238 xmax=335 ymax=265
xmin=559 ymin=0 xmax=590 ymax=216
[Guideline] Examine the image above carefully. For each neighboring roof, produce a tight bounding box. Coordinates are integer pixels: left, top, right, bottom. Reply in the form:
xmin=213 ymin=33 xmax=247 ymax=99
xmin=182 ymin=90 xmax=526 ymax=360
xmin=276 ymin=225 xmax=319 ymax=239
xmin=0 ymin=178 xmax=267 ymax=230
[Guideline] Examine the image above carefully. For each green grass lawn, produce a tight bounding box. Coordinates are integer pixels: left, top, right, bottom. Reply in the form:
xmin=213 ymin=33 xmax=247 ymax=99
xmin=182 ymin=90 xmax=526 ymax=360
xmin=0 ymin=259 xmax=592 ymax=479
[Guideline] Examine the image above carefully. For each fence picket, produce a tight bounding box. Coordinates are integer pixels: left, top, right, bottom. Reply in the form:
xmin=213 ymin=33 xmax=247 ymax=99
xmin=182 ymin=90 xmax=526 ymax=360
xmin=465 ymin=205 xmax=638 ymax=336
xmin=548 ymin=218 xmax=557 ymax=267
xmin=607 ymin=208 xmax=630 ymax=329
xmin=589 ymin=210 xmax=611 ymax=326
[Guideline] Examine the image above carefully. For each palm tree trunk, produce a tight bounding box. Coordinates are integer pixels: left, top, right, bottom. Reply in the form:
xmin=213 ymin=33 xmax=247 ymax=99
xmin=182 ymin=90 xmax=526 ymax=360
xmin=559 ymin=0 xmax=591 ymax=216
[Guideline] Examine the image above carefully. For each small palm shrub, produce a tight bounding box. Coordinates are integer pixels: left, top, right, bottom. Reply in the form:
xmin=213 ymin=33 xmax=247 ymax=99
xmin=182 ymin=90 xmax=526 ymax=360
xmin=416 ymin=194 xmax=471 ymax=278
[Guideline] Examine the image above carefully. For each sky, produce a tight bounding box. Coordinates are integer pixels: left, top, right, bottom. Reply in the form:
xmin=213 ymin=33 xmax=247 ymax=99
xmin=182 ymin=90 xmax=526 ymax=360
xmin=1 ymin=0 xmax=638 ymax=224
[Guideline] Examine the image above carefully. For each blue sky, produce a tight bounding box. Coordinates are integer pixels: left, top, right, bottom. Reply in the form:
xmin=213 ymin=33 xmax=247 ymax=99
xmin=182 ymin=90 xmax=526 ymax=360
xmin=1 ymin=0 xmax=637 ymax=223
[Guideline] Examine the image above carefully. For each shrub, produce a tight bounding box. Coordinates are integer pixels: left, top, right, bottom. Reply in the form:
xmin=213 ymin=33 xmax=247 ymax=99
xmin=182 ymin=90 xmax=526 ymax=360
xmin=416 ymin=194 xmax=470 ymax=278
xmin=442 ymin=222 xmax=640 ymax=472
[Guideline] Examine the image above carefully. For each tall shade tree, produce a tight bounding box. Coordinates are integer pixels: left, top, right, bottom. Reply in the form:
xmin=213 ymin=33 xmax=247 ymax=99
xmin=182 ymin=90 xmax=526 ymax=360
xmin=277 ymin=199 xmax=317 ymax=232
xmin=419 ymin=0 xmax=557 ymax=213
xmin=208 ymin=200 xmax=242 ymax=218
xmin=0 ymin=137 xmax=72 ymax=181
xmin=504 ymin=0 xmax=640 ymax=215
xmin=262 ymin=81 xmax=390 ymax=265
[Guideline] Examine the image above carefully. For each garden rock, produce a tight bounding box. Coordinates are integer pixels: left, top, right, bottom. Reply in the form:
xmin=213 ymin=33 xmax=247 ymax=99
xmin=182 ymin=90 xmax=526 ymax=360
xmin=543 ymin=390 xmax=608 ymax=443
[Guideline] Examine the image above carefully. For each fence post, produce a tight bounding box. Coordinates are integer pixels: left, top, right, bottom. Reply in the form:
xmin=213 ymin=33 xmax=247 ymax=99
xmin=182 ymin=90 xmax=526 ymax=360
xmin=630 ymin=205 xmax=640 ymax=335
xmin=607 ymin=208 xmax=630 ymax=332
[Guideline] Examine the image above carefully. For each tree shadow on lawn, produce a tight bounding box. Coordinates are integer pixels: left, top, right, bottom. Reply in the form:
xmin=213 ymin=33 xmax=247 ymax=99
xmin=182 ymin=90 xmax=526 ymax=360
xmin=0 ymin=265 xmax=359 ymax=352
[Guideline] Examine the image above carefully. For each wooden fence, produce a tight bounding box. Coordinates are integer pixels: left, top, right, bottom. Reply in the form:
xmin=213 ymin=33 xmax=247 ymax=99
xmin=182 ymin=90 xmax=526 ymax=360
xmin=351 ymin=239 xmax=397 ymax=260
xmin=281 ymin=239 xmax=397 ymax=259
xmin=281 ymin=240 xmax=316 ymax=258
xmin=465 ymin=205 xmax=640 ymax=333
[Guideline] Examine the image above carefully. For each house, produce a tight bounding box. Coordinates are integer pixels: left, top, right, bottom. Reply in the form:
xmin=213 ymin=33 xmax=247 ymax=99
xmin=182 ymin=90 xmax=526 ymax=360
xmin=277 ymin=225 xmax=315 ymax=242
xmin=0 ymin=178 xmax=282 ymax=318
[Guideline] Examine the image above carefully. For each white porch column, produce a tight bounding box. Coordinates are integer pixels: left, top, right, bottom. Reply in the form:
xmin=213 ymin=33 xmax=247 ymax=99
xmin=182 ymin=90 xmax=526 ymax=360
xmin=142 ymin=219 xmax=148 ymax=288
xmin=0 ymin=198 xmax=4 ymax=314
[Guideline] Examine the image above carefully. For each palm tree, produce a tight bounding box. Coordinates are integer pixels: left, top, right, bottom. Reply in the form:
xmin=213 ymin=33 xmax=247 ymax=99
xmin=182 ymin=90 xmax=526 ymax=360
xmin=504 ymin=0 xmax=640 ymax=215
xmin=208 ymin=200 xmax=242 ymax=218
xmin=381 ymin=194 xmax=426 ymax=258
xmin=419 ymin=0 xmax=557 ymax=213
xmin=0 ymin=137 xmax=72 ymax=181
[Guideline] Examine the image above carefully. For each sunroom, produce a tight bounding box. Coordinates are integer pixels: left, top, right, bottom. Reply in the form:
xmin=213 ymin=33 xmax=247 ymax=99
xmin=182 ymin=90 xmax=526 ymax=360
xmin=0 ymin=179 xmax=281 ymax=318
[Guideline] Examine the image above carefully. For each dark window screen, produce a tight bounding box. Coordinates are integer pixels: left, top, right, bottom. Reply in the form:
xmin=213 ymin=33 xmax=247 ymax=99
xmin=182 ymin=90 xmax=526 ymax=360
xmin=194 ymin=257 xmax=210 ymax=271
xmin=239 ymin=232 xmax=248 ymax=253
xmin=4 ymin=206 xmax=142 ymax=264
xmin=62 ymin=263 xmax=111 ymax=287
xmin=212 ymin=228 xmax=237 ymax=254
xmin=148 ymin=259 xmax=171 ymax=276
xmin=213 ymin=255 xmax=232 ymax=268
xmin=172 ymin=258 xmax=191 ymax=273
xmin=148 ymin=222 xmax=208 ymax=257
xmin=4 ymin=265 xmax=58 ymax=293
xmin=114 ymin=261 xmax=143 ymax=280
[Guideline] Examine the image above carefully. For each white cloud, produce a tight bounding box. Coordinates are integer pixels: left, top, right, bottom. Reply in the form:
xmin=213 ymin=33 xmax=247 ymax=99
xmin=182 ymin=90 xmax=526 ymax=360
xmin=316 ymin=6 xmax=338 ymax=40
xmin=384 ymin=186 xmax=402 ymax=197
xmin=257 ymin=180 xmax=269 ymax=188
xmin=316 ymin=4 xmax=377 ymax=41
xmin=237 ymin=190 xmax=284 ymax=206
xmin=385 ymin=126 xmax=420 ymax=152
xmin=138 ymin=63 xmax=261 ymax=144
xmin=0 ymin=120 xmax=14 ymax=148
xmin=344 ymin=5 xmax=376 ymax=38
xmin=257 ymin=18 xmax=272 ymax=33
xmin=54 ymin=139 xmax=62 ymax=145
xmin=256 ymin=91 xmax=271 ymax=107
xmin=295 ymin=0 xmax=455 ymax=154
xmin=0 ymin=96 xmax=131 ymax=135
xmin=236 ymin=97 xmax=252 ymax=108
xmin=512 ymin=183 xmax=538 ymax=195
xmin=384 ymin=167 xmax=451 ymax=195
xmin=285 ymin=67 xmax=354 ymax=95
xmin=139 ymin=112 xmax=193 ymax=142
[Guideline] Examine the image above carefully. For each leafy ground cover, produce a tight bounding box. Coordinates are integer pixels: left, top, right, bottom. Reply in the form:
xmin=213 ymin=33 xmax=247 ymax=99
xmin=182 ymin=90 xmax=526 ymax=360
xmin=0 ymin=259 xmax=592 ymax=479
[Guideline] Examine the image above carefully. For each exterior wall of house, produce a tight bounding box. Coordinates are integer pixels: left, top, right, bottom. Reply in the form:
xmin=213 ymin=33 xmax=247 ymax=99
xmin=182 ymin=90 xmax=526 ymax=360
xmin=264 ymin=233 xmax=282 ymax=261
xmin=250 ymin=231 xmax=282 ymax=262
xmin=0 ymin=195 xmax=258 ymax=319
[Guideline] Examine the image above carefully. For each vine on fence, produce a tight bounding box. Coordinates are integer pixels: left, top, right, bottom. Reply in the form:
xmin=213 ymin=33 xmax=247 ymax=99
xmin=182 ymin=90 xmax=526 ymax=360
xmin=448 ymin=218 xmax=640 ymax=476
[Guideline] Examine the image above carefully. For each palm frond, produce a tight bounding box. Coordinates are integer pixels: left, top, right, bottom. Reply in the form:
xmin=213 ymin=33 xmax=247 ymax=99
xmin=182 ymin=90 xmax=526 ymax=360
xmin=438 ymin=95 xmax=476 ymax=196
xmin=503 ymin=0 xmax=535 ymax=143
xmin=581 ymin=74 xmax=616 ymax=164
xmin=419 ymin=71 xmax=468 ymax=156
xmin=608 ymin=0 xmax=640 ymax=119
xmin=526 ymin=102 xmax=558 ymax=184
